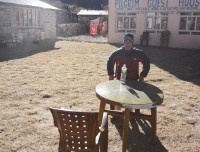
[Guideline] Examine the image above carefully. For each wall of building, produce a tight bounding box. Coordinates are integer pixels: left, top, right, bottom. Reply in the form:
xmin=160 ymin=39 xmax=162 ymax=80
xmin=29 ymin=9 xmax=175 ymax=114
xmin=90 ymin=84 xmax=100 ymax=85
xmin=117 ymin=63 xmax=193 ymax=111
xmin=42 ymin=9 xmax=57 ymax=39
xmin=0 ymin=4 xmax=57 ymax=47
xmin=0 ymin=5 xmax=12 ymax=46
xmin=108 ymin=0 xmax=200 ymax=49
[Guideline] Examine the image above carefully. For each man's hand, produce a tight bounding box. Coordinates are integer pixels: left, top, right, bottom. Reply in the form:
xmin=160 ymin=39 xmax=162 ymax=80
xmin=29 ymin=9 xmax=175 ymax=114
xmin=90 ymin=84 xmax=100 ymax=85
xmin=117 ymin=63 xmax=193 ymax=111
xmin=109 ymin=75 xmax=115 ymax=80
xmin=139 ymin=76 xmax=144 ymax=82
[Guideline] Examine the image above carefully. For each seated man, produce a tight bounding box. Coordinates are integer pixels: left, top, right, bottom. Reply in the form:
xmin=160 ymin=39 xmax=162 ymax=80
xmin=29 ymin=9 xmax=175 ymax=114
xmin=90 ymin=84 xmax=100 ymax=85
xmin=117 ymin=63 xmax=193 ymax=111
xmin=107 ymin=33 xmax=150 ymax=111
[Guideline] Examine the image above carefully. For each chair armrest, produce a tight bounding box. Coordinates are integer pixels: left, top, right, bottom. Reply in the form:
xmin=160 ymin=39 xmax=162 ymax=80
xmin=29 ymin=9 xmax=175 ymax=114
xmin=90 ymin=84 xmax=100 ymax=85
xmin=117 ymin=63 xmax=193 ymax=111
xmin=99 ymin=112 xmax=108 ymax=132
xmin=95 ymin=112 xmax=108 ymax=144
xmin=49 ymin=107 xmax=59 ymax=127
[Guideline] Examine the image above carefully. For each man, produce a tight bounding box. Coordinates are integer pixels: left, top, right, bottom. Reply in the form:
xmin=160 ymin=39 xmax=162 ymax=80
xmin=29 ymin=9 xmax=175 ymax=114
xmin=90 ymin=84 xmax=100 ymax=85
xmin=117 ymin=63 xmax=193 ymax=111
xmin=107 ymin=33 xmax=150 ymax=111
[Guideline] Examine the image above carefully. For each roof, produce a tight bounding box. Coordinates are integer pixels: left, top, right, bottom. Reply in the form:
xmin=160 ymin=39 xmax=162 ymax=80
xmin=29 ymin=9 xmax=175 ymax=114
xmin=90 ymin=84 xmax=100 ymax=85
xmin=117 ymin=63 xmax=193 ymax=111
xmin=77 ymin=10 xmax=108 ymax=16
xmin=0 ymin=0 xmax=59 ymax=10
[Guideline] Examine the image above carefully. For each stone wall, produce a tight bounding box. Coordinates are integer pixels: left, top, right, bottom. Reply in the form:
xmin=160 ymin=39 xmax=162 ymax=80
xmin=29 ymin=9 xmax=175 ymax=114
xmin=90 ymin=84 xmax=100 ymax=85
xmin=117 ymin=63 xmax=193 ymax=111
xmin=42 ymin=9 xmax=57 ymax=39
xmin=0 ymin=5 xmax=12 ymax=46
xmin=0 ymin=4 xmax=57 ymax=47
xmin=57 ymin=23 xmax=88 ymax=37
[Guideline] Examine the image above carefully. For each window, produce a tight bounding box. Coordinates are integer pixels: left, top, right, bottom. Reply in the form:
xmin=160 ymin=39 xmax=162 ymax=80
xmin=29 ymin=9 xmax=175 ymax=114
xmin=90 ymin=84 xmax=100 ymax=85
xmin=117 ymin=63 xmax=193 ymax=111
xmin=16 ymin=8 xmax=40 ymax=27
xmin=116 ymin=12 xmax=136 ymax=33
xmin=179 ymin=12 xmax=200 ymax=35
xmin=146 ymin=12 xmax=168 ymax=33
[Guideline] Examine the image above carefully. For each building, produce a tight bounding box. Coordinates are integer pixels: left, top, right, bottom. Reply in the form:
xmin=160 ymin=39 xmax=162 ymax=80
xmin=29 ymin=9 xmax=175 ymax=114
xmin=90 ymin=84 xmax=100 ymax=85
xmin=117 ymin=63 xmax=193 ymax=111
xmin=77 ymin=10 xmax=108 ymax=25
xmin=0 ymin=0 xmax=59 ymax=47
xmin=77 ymin=10 xmax=108 ymax=35
xmin=108 ymin=0 xmax=200 ymax=49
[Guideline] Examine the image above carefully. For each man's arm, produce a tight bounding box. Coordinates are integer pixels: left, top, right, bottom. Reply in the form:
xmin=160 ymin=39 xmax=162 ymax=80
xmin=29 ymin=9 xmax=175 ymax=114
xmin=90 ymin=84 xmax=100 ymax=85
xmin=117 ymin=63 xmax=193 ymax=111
xmin=139 ymin=51 xmax=150 ymax=78
xmin=107 ymin=52 xmax=116 ymax=80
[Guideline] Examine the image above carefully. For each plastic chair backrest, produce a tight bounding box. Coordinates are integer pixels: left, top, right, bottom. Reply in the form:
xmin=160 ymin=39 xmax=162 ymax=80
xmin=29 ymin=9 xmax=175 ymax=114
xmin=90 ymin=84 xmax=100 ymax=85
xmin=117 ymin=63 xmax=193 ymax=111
xmin=49 ymin=108 xmax=108 ymax=152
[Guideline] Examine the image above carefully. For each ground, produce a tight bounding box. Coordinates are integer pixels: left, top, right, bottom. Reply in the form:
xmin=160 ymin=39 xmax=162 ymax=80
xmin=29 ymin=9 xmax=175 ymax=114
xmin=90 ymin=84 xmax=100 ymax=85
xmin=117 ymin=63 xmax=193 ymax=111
xmin=0 ymin=38 xmax=200 ymax=152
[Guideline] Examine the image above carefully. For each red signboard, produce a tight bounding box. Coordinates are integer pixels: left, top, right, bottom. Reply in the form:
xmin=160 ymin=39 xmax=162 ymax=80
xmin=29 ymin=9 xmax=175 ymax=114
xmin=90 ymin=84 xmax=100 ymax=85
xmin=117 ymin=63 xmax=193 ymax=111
xmin=90 ymin=24 xmax=98 ymax=36
xmin=90 ymin=18 xmax=100 ymax=36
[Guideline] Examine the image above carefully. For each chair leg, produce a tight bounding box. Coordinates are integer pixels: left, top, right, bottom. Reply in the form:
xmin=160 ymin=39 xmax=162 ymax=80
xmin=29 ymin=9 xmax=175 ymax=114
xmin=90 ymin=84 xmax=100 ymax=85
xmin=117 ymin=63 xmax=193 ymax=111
xmin=100 ymin=130 xmax=108 ymax=152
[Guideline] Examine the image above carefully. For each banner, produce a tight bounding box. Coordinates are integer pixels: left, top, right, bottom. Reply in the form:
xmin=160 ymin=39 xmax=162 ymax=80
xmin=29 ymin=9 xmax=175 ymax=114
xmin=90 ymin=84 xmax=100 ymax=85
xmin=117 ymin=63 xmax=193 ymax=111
xmin=90 ymin=18 xmax=100 ymax=36
xmin=90 ymin=23 xmax=98 ymax=36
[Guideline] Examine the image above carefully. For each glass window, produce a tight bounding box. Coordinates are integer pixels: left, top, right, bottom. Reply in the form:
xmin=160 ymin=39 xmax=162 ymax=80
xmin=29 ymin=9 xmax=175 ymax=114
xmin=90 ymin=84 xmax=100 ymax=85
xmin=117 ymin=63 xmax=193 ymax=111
xmin=187 ymin=17 xmax=195 ymax=30
xmin=180 ymin=17 xmax=187 ymax=30
xmin=130 ymin=17 xmax=136 ymax=28
xmin=16 ymin=8 xmax=40 ymax=27
xmin=147 ymin=12 xmax=155 ymax=16
xmin=117 ymin=17 xmax=123 ymax=29
xmin=194 ymin=12 xmax=200 ymax=15
xmin=36 ymin=10 xmax=40 ymax=26
xmin=147 ymin=17 xmax=153 ymax=29
xmin=116 ymin=11 xmax=136 ymax=33
xmin=196 ymin=17 xmax=200 ymax=30
xmin=117 ymin=12 xmax=126 ymax=15
xmin=179 ymin=12 xmax=200 ymax=35
xmin=180 ymin=12 xmax=191 ymax=15
xmin=146 ymin=12 xmax=168 ymax=33
xmin=16 ymin=8 xmax=20 ymax=26
xmin=32 ymin=9 xmax=36 ymax=26
xmin=127 ymin=13 xmax=136 ymax=16
xmin=24 ymin=9 xmax=28 ymax=26
xmin=28 ymin=9 xmax=32 ymax=26
xmin=179 ymin=31 xmax=190 ymax=34
xmin=20 ymin=8 xmax=24 ymax=26
xmin=161 ymin=17 xmax=168 ymax=29
xmin=124 ymin=17 xmax=129 ymax=28
xmin=154 ymin=17 xmax=161 ymax=29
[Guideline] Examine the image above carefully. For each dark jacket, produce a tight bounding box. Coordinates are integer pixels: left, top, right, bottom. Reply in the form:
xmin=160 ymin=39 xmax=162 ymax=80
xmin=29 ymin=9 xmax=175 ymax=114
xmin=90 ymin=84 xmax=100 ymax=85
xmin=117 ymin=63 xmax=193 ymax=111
xmin=107 ymin=47 xmax=150 ymax=80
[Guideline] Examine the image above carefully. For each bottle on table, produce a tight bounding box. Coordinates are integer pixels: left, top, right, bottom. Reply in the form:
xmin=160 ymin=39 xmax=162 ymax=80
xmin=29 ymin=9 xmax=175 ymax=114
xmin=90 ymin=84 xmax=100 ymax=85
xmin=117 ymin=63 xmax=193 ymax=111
xmin=120 ymin=64 xmax=127 ymax=84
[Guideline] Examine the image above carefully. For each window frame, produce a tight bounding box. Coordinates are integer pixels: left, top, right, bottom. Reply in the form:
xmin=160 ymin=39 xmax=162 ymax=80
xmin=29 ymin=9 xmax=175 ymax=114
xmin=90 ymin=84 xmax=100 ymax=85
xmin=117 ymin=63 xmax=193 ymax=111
xmin=179 ymin=12 xmax=200 ymax=35
xmin=115 ymin=11 xmax=136 ymax=33
xmin=145 ymin=12 xmax=169 ymax=33
xmin=16 ymin=7 xmax=41 ymax=28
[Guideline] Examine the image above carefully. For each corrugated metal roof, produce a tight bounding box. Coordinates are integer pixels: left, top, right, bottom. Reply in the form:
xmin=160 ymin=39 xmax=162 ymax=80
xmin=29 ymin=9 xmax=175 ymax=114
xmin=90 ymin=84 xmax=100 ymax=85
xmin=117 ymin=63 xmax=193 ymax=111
xmin=0 ymin=0 xmax=59 ymax=10
xmin=77 ymin=10 xmax=108 ymax=16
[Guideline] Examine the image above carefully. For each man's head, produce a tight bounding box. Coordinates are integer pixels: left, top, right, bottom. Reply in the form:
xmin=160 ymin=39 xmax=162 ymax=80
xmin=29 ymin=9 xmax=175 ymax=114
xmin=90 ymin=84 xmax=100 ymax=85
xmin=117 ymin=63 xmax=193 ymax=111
xmin=123 ymin=33 xmax=134 ymax=51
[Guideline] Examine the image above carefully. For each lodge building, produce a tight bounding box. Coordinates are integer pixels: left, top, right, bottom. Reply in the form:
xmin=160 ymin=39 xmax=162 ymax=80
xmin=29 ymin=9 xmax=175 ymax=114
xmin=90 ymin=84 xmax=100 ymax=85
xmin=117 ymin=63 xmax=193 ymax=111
xmin=108 ymin=0 xmax=200 ymax=49
xmin=0 ymin=0 xmax=59 ymax=47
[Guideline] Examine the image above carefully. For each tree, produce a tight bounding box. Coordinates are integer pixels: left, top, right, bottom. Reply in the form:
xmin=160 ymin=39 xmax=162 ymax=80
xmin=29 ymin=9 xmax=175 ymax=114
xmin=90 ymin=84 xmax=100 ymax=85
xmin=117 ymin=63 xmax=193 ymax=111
xmin=60 ymin=0 xmax=108 ymax=10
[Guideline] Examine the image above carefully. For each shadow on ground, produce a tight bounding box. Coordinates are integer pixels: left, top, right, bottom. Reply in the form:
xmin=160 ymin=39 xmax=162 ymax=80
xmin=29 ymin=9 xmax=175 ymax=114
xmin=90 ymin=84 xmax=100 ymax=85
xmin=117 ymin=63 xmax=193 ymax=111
xmin=1 ymin=39 xmax=199 ymax=86
xmin=111 ymin=44 xmax=200 ymax=86
xmin=113 ymin=119 xmax=168 ymax=152
xmin=0 ymin=39 xmax=59 ymax=62
xmin=140 ymin=46 xmax=200 ymax=86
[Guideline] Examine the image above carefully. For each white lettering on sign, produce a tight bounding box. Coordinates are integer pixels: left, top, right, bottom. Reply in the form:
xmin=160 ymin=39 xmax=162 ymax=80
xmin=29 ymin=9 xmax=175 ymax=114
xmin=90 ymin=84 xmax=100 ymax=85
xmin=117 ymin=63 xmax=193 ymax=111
xmin=115 ymin=0 xmax=140 ymax=9
xmin=114 ymin=0 xmax=200 ymax=13
xmin=179 ymin=0 xmax=200 ymax=7
xmin=147 ymin=0 xmax=168 ymax=7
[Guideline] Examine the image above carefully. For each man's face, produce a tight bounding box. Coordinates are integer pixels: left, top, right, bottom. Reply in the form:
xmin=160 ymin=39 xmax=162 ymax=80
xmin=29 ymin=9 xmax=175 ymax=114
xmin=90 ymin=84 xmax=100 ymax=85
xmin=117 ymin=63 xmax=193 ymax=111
xmin=123 ymin=39 xmax=133 ymax=51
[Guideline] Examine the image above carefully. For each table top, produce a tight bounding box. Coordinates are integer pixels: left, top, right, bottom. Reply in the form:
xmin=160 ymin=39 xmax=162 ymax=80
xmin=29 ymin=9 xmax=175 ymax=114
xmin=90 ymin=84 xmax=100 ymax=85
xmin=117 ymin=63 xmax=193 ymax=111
xmin=96 ymin=80 xmax=164 ymax=109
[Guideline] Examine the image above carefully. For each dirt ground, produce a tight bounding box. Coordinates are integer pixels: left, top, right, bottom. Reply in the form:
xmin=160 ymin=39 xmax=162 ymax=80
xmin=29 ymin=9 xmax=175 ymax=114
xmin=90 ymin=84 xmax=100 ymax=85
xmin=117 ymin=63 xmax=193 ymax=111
xmin=0 ymin=39 xmax=200 ymax=152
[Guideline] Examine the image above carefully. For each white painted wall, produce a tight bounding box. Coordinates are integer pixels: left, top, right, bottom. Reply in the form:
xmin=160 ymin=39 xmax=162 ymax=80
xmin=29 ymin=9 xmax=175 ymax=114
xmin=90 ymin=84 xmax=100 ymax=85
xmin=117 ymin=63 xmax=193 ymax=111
xmin=108 ymin=0 xmax=200 ymax=49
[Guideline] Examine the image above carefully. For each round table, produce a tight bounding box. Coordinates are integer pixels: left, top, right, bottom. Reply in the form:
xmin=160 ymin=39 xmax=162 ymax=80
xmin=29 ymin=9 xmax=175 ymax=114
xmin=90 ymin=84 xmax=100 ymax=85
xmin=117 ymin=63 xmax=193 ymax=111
xmin=96 ymin=80 xmax=164 ymax=152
